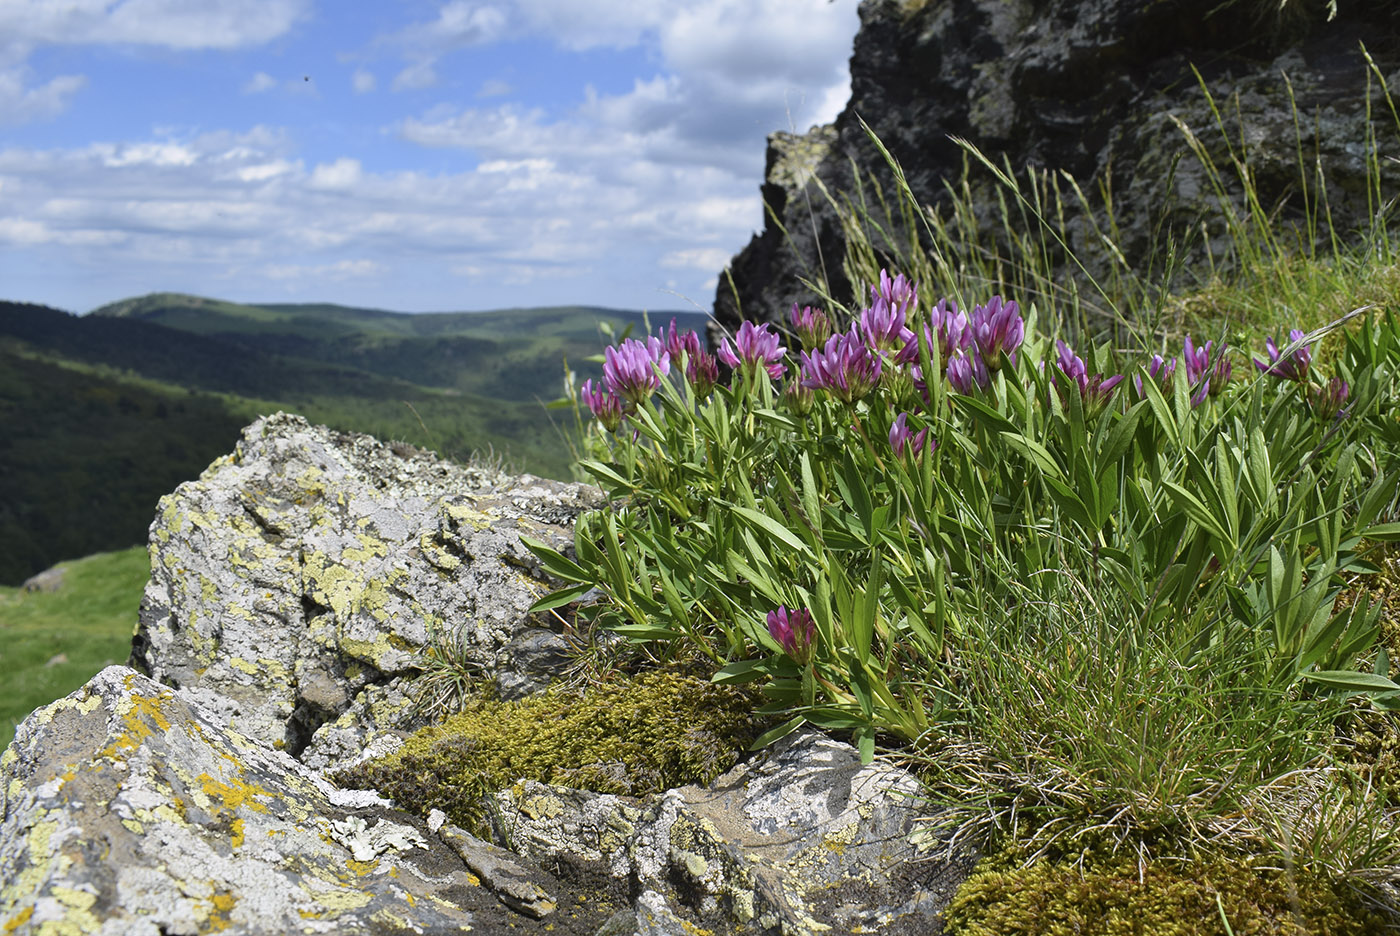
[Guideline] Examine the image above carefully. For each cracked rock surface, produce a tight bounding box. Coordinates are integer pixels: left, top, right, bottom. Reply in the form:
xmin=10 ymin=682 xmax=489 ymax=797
xmin=491 ymin=729 xmax=978 ymax=936
xmin=131 ymin=412 xmax=604 ymax=767
xmin=0 ymin=666 xmax=624 ymax=936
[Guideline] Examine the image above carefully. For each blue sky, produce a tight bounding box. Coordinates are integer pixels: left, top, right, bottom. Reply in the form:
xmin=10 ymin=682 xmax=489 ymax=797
xmin=0 ymin=0 xmax=860 ymax=314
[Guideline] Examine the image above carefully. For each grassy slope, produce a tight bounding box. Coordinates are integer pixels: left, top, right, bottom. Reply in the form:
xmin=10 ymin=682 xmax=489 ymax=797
xmin=0 ymin=546 xmax=148 ymax=748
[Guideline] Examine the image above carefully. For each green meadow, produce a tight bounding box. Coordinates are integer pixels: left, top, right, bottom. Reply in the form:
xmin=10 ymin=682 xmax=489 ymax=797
xmin=0 ymin=547 xmax=149 ymax=748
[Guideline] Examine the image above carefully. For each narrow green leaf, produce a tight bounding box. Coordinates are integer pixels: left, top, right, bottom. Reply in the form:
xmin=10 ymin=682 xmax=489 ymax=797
xmin=519 ymin=534 xmax=592 ymax=583
xmin=1302 ymin=670 xmax=1400 ymax=693
xmin=527 ymin=582 xmax=595 ymax=613
xmin=712 ymin=658 xmax=771 ymax=685
xmin=750 ymin=715 xmax=807 ymax=750
xmin=999 ymin=432 xmax=1065 ymax=480
xmin=731 ymin=505 xmax=813 ymax=556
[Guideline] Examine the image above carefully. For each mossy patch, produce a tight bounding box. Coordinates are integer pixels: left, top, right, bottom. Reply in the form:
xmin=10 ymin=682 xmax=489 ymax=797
xmin=333 ymin=671 xmax=766 ymax=834
xmin=943 ymin=848 xmax=1387 ymax=936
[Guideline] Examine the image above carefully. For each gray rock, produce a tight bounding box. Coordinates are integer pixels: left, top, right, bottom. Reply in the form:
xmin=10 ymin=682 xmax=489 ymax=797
xmin=20 ymin=567 xmax=64 ymax=594
xmin=490 ymin=729 xmax=977 ymax=936
xmin=0 ymin=666 xmax=468 ymax=934
xmin=714 ymin=0 xmax=1400 ymax=336
xmin=130 ymin=413 xmax=604 ymax=766
xmin=435 ymin=818 xmax=559 ymax=918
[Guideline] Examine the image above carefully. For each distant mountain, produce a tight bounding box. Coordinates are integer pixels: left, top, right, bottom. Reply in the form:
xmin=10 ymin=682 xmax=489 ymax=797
xmin=88 ymin=293 xmax=706 ymax=401
xmin=2 ymin=294 xmax=705 ymax=585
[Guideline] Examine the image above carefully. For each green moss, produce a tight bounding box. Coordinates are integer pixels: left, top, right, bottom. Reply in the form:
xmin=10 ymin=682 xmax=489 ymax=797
xmin=333 ymin=671 xmax=765 ymax=834
xmin=944 ymin=849 xmax=1386 ymax=936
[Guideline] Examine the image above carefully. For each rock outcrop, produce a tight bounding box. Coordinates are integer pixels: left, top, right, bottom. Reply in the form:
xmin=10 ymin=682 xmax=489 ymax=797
xmin=0 ymin=668 xmax=971 ymax=935
xmin=490 ymin=729 xmax=976 ymax=936
xmin=0 ymin=666 xmax=627 ymax=935
xmin=131 ymin=412 xmax=605 ymax=769
xmin=0 ymin=415 xmax=978 ymax=933
xmin=714 ymin=0 xmax=1400 ymax=335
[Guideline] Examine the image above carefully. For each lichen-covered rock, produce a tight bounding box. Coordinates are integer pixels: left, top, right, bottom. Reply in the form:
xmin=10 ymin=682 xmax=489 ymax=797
xmin=131 ymin=413 xmax=605 ymax=766
xmin=714 ymin=0 xmax=1400 ymax=335
xmin=490 ymin=730 xmax=977 ymax=936
xmin=0 ymin=666 xmax=633 ymax=935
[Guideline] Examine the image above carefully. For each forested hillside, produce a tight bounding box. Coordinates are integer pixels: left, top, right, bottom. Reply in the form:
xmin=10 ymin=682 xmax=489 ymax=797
xmin=1 ymin=296 xmax=704 ymax=584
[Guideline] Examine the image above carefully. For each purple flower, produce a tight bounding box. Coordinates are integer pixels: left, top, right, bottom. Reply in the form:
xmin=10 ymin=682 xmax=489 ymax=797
xmin=687 ymin=349 xmax=719 ymax=398
xmin=1132 ymin=354 xmax=1177 ymax=400
xmin=580 ymin=379 xmax=625 ymax=432
xmin=1052 ymin=340 xmax=1124 ymax=417
xmin=895 ymin=298 xmax=970 ymax=368
xmin=1255 ymin=329 xmax=1313 ymax=382
xmin=1182 ymin=335 xmax=1230 ymax=407
xmin=604 ymin=337 xmax=670 ymax=405
xmin=1308 ymin=376 xmax=1350 ymax=421
xmin=968 ymin=296 xmax=1024 ymax=372
xmin=860 ymin=296 xmax=916 ymax=355
xmin=878 ymin=269 xmax=918 ymax=318
xmin=789 ymin=304 xmax=832 ymax=350
xmin=660 ymin=318 xmax=702 ymax=362
xmin=767 ymin=605 xmax=816 ymax=665
xmin=718 ymin=321 xmax=787 ymax=380
xmin=800 ymin=326 xmax=882 ymax=404
xmin=946 ymin=348 xmax=991 ymax=395
xmin=889 ymin=412 xmax=935 ymax=461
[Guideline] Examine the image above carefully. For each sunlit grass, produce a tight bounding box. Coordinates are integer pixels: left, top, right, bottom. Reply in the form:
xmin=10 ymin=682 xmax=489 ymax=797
xmin=0 ymin=547 xmax=147 ymax=747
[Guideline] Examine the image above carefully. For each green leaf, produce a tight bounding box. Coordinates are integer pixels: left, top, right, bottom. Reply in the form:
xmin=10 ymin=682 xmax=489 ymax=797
xmin=712 ymin=658 xmax=771 ymax=685
xmin=750 ymin=715 xmax=807 ymax=750
xmin=730 ymin=505 xmax=813 ymax=557
xmin=800 ymin=452 xmax=824 ymax=542
xmin=842 ymin=448 xmax=874 ymax=539
xmin=999 ymin=432 xmax=1065 ymax=480
xmin=578 ymin=460 xmax=634 ymax=491
xmin=1362 ymin=523 xmax=1400 ymax=542
xmin=527 ymin=582 xmax=596 ymax=613
xmin=1163 ymin=481 xmax=1233 ymax=545
xmin=519 ymin=534 xmax=593 ymax=583
xmin=1302 ymin=670 xmax=1400 ymax=693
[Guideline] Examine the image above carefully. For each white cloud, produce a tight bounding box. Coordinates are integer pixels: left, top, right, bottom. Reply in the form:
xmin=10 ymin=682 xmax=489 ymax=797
xmin=392 ymin=59 xmax=438 ymax=92
xmin=0 ymin=67 xmax=86 ymax=124
xmin=0 ymin=0 xmax=309 ymax=50
xmin=353 ymin=68 xmax=376 ymax=93
xmin=308 ymin=158 xmax=362 ymax=190
xmin=265 ymin=259 xmax=385 ymax=281
xmin=243 ymin=71 xmax=277 ymax=94
xmin=660 ymin=247 xmax=733 ymax=271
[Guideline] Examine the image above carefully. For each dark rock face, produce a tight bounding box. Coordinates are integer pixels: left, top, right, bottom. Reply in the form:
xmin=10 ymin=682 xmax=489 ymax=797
xmin=713 ymin=0 xmax=1400 ymax=338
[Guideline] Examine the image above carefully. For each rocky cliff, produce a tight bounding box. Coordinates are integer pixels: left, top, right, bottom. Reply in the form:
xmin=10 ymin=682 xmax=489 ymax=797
xmin=714 ymin=0 xmax=1400 ymax=335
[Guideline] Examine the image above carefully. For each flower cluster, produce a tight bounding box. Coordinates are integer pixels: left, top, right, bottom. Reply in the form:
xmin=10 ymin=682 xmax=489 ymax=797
xmin=719 ymin=321 xmax=787 ymax=380
xmin=1255 ymin=329 xmax=1313 ymax=382
xmin=860 ymin=272 xmax=917 ymax=354
xmin=889 ymin=412 xmax=935 ymax=461
xmin=1132 ymin=354 xmax=1177 ymax=401
xmin=767 ymin=605 xmax=816 ymax=665
xmin=1183 ymin=336 xmax=1231 ymax=407
xmin=790 ymin=304 xmax=833 ymax=350
xmin=1052 ymin=341 xmax=1124 ymax=418
xmin=801 ymin=326 xmax=883 ymax=404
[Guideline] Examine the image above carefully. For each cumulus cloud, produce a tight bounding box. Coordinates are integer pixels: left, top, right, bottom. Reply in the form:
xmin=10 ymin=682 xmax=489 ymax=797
xmin=243 ymin=71 xmax=277 ymax=94
xmin=2 ymin=0 xmax=860 ymax=311
xmin=0 ymin=68 xmax=86 ymax=124
xmin=0 ymin=0 xmax=309 ymax=51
